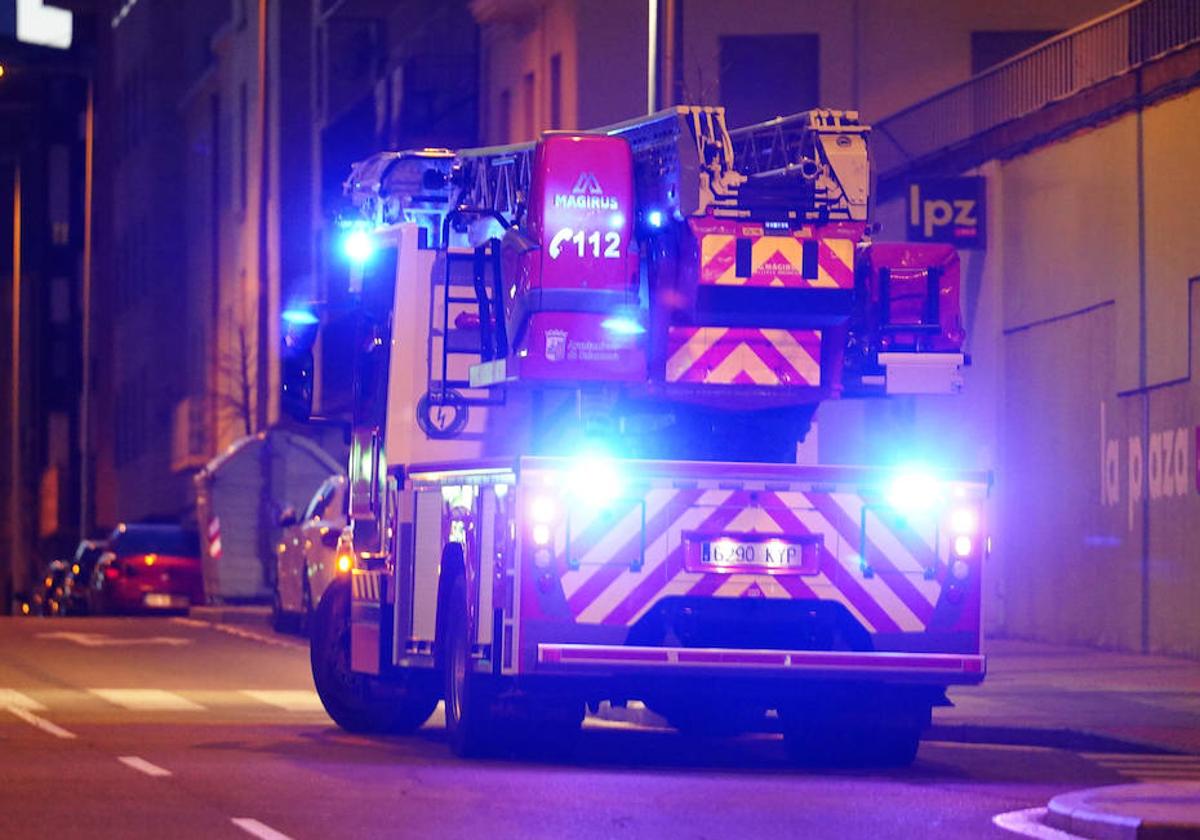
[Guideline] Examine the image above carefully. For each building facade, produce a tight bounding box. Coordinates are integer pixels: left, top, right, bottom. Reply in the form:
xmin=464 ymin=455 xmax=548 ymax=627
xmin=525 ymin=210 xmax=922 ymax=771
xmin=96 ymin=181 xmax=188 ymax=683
xmin=471 ymin=0 xmax=1200 ymax=657
xmin=0 ymin=5 xmax=94 ymax=606
xmin=471 ymin=0 xmax=1122 ymax=143
xmin=86 ymin=0 xmax=478 ymax=545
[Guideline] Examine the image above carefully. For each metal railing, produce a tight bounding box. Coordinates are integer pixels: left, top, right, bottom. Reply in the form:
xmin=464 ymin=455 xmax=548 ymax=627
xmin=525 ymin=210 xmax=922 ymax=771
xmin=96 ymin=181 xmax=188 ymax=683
xmin=873 ymin=0 xmax=1200 ymax=179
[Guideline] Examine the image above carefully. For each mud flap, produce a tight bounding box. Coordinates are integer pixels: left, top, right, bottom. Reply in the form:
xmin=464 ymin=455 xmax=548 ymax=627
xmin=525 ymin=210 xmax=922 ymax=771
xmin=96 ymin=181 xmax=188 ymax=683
xmin=351 ymin=569 xmax=385 ymax=675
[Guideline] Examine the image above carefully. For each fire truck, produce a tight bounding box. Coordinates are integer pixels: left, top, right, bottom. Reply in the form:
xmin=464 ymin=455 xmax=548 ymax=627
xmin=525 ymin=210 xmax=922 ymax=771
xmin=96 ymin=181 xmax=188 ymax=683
xmin=285 ymin=105 xmax=989 ymax=764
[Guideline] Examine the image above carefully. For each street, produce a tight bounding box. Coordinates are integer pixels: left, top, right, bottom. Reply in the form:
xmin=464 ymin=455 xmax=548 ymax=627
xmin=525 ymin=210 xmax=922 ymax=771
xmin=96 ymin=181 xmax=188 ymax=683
xmin=3 ymin=616 xmax=1196 ymax=839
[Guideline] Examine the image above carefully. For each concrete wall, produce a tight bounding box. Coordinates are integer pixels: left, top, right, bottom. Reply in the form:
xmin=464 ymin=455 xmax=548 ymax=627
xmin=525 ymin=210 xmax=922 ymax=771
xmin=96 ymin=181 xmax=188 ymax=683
xmin=822 ymin=86 xmax=1200 ymax=656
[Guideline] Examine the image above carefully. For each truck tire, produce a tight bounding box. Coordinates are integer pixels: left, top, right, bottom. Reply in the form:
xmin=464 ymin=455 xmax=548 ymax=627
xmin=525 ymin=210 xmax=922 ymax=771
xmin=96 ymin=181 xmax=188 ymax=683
xmin=311 ymin=579 xmax=438 ymax=734
xmin=442 ymin=575 xmax=495 ymax=757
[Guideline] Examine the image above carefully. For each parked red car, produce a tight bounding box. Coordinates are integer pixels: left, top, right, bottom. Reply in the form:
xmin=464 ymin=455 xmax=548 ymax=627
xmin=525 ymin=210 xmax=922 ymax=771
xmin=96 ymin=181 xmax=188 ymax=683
xmin=87 ymin=524 xmax=204 ymax=614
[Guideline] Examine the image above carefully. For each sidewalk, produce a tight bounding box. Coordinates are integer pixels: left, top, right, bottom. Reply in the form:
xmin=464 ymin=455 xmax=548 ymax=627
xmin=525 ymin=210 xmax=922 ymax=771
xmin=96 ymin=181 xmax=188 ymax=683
xmin=949 ymin=639 xmax=1200 ymax=839
xmin=934 ymin=638 xmax=1200 ymax=755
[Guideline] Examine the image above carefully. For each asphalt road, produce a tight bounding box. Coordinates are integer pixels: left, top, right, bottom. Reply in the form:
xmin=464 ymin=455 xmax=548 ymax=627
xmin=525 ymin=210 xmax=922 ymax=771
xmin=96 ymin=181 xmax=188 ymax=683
xmin=0 ymin=616 xmax=1178 ymax=840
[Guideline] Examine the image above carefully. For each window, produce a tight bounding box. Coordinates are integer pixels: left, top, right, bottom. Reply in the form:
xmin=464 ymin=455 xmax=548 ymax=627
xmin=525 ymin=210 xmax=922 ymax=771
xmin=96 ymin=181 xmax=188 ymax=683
xmin=549 ymin=54 xmax=562 ymax=130
xmin=719 ymin=34 xmax=819 ymax=128
xmin=971 ymin=31 xmax=1060 ymax=75
xmin=523 ymin=72 xmax=535 ymax=139
xmin=239 ymin=81 xmax=248 ymax=211
xmin=498 ymin=88 xmax=511 ymax=144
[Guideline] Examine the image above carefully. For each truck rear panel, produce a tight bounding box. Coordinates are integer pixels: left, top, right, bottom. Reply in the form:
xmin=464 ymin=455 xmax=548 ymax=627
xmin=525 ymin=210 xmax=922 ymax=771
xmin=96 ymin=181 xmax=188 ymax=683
xmin=403 ymin=458 xmax=987 ymax=689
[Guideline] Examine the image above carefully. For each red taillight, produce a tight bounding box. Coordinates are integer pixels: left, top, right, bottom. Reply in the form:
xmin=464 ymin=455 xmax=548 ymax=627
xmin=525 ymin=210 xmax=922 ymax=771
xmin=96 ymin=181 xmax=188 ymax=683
xmin=103 ymin=566 xmax=120 ymax=581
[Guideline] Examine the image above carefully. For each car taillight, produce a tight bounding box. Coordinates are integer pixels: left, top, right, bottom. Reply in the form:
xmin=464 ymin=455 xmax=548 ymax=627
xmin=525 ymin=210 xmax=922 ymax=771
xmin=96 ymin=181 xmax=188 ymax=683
xmin=103 ymin=566 xmax=120 ymax=581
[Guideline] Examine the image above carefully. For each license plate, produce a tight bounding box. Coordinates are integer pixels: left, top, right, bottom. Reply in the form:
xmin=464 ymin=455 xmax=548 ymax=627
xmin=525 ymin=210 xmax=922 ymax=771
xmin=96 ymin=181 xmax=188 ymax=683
xmin=685 ymin=533 xmax=821 ymax=575
xmin=143 ymin=593 xmax=188 ymax=609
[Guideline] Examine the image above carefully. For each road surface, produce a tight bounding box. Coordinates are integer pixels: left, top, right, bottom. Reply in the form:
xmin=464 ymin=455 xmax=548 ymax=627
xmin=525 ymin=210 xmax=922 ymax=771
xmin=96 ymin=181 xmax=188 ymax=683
xmin=1 ymin=616 xmax=1193 ymax=839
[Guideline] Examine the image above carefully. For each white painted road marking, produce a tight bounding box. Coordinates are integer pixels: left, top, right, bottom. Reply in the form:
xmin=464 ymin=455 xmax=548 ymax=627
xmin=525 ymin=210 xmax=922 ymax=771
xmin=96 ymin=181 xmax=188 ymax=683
xmin=240 ymin=690 xmax=324 ymax=712
xmin=232 ymin=818 xmax=295 ymax=840
xmin=89 ymin=689 xmax=204 ymax=711
xmin=0 ymin=689 xmax=46 ymax=710
xmin=993 ymin=807 xmax=1081 ymax=839
xmin=118 ymin=756 xmax=172 ymax=777
xmin=169 ymin=617 xmax=306 ymax=651
xmin=36 ymin=631 xmax=192 ymax=647
xmin=4 ymin=705 xmax=76 ymax=739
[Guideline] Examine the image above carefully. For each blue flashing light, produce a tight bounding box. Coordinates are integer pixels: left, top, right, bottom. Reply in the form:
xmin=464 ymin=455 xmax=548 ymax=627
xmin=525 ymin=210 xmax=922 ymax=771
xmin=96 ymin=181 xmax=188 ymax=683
xmin=645 ymin=209 xmax=665 ymax=229
xmin=341 ymin=229 xmax=376 ymax=264
xmin=567 ymin=454 xmax=624 ymax=509
xmin=281 ymin=309 xmax=319 ymax=326
xmin=885 ymin=469 xmax=945 ymax=516
xmin=601 ymin=316 xmax=646 ymax=336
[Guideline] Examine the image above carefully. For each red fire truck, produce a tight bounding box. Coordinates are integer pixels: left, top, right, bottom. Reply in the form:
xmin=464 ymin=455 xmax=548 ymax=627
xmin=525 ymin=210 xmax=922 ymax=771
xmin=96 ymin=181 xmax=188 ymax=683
xmin=284 ymin=106 xmax=988 ymax=764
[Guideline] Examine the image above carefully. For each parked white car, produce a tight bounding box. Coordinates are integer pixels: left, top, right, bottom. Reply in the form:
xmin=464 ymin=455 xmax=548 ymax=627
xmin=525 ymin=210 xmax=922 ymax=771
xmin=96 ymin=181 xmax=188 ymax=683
xmin=273 ymin=475 xmax=347 ymax=633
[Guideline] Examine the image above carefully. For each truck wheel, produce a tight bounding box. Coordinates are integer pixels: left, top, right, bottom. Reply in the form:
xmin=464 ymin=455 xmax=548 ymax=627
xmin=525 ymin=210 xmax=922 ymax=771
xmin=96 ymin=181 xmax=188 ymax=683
xmin=442 ymin=575 xmax=494 ymax=757
xmin=311 ymin=580 xmax=438 ymax=734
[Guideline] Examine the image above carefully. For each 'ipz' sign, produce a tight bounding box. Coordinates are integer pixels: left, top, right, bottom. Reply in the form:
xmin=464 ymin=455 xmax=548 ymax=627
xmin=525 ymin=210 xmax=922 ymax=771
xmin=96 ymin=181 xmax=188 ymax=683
xmin=906 ymin=177 xmax=986 ymax=250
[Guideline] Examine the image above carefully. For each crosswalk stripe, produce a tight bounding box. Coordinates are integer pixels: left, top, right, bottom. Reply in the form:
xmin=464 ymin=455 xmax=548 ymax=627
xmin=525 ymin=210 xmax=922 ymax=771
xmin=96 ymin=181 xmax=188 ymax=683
xmin=240 ymin=690 xmax=324 ymax=712
xmin=0 ymin=689 xmax=46 ymax=710
xmin=4 ymin=687 xmax=330 ymax=714
xmin=1085 ymin=752 xmax=1200 ymax=781
xmin=5 ymin=706 xmax=76 ymax=739
xmin=118 ymin=756 xmax=172 ymax=777
xmin=1084 ymin=753 xmax=1200 ymax=762
xmin=89 ymin=689 xmax=205 ymax=711
xmin=232 ymin=818 xmax=295 ymax=840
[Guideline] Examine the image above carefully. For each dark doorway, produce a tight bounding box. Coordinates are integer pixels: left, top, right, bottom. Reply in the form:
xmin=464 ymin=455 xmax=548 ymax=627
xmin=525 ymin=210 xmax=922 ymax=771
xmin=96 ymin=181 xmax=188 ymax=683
xmin=719 ymin=34 xmax=819 ymax=128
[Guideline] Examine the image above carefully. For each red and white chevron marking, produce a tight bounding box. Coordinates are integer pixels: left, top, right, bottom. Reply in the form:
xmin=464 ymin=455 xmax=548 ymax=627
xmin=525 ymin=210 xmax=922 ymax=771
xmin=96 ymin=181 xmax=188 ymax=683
xmin=666 ymin=327 xmax=822 ymax=387
xmin=550 ymin=488 xmax=943 ymax=634
xmin=207 ymin=517 xmax=222 ymax=560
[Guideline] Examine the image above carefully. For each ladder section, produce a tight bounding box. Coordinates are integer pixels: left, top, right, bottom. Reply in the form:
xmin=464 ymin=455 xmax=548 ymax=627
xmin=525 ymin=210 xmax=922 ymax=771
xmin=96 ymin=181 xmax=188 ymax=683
xmin=425 ymin=240 xmax=507 ymax=409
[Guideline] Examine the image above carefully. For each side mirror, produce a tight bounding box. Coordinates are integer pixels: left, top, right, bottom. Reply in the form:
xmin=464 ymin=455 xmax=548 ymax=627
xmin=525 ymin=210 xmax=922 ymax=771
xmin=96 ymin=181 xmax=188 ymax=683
xmin=278 ymin=506 xmax=298 ymax=528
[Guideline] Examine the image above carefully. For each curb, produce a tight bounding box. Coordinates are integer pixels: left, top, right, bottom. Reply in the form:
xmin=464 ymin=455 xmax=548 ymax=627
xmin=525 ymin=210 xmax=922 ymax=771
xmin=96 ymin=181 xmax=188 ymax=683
xmin=1044 ymin=783 xmax=1200 ymax=839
